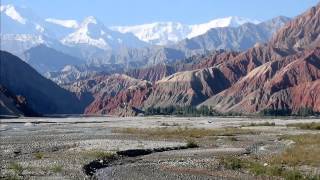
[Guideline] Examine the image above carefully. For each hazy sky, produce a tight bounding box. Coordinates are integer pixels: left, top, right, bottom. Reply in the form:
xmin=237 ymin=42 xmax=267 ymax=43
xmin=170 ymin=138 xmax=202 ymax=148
xmin=2 ymin=0 xmax=319 ymax=26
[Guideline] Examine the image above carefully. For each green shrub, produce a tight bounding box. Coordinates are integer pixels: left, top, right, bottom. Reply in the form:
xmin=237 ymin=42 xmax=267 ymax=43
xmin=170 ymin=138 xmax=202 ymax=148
xmin=145 ymin=106 xmax=221 ymax=116
xmin=33 ymin=152 xmax=44 ymax=159
xmin=268 ymin=165 xmax=284 ymax=177
xmin=228 ymin=137 xmax=238 ymax=141
xmin=9 ymin=162 xmax=24 ymax=175
xmin=284 ymin=169 xmax=303 ymax=180
xmin=260 ymin=107 xmax=319 ymax=117
xmin=186 ymin=139 xmax=199 ymax=148
xmin=247 ymin=122 xmax=276 ymax=126
xmin=259 ymin=108 xmax=292 ymax=116
xmin=295 ymin=107 xmax=316 ymax=117
xmin=51 ymin=164 xmax=63 ymax=173
xmin=221 ymin=157 xmax=243 ymax=170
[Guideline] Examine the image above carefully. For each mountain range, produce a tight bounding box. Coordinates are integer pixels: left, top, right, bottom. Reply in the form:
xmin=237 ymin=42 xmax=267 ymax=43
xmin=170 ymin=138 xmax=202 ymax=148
xmin=44 ymin=16 xmax=290 ymax=84
xmin=73 ymin=2 xmax=320 ymax=116
xmin=1 ymin=4 xmax=289 ymax=75
xmin=111 ymin=16 xmax=260 ymax=45
xmin=1 ymin=2 xmax=319 ymax=117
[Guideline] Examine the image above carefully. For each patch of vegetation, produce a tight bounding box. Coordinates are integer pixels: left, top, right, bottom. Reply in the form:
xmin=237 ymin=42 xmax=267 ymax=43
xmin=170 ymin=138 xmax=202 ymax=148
xmin=273 ymin=134 xmax=320 ymax=166
xmin=260 ymin=107 xmax=319 ymax=117
xmin=8 ymin=162 xmax=24 ymax=175
xmin=160 ymin=122 xmax=179 ymax=126
xmin=221 ymin=157 xmax=319 ymax=180
xmin=287 ymin=122 xmax=320 ymax=130
xmin=227 ymin=136 xmax=238 ymax=141
xmin=284 ymin=169 xmax=304 ymax=180
xmin=221 ymin=111 xmax=243 ymax=116
xmin=220 ymin=134 xmax=320 ymax=179
xmin=186 ymin=139 xmax=199 ymax=148
xmin=245 ymin=161 xmax=313 ymax=180
xmin=245 ymin=160 xmax=282 ymax=176
xmin=295 ymin=107 xmax=318 ymax=117
xmin=112 ymin=127 xmax=258 ymax=140
xmin=145 ymin=106 xmax=319 ymax=117
xmin=145 ymin=106 xmax=221 ymax=116
xmin=259 ymin=108 xmax=292 ymax=116
xmin=83 ymin=150 xmax=116 ymax=160
xmin=246 ymin=122 xmax=276 ymax=127
xmin=221 ymin=156 xmax=243 ymax=170
xmin=2 ymin=174 xmax=21 ymax=180
xmin=33 ymin=152 xmax=44 ymax=159
xmin=51 ymin=164 xmax=63 ymax=173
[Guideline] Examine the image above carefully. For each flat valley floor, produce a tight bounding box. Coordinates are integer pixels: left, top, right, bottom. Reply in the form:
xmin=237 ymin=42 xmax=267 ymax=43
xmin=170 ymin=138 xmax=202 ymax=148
xmin=1 ymin=116 xmax=320 ymax=179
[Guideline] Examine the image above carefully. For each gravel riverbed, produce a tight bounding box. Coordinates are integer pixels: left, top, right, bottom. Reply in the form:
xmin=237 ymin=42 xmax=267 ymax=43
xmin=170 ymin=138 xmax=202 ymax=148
xmin=1 ymin=116 xmax=319 ymax=179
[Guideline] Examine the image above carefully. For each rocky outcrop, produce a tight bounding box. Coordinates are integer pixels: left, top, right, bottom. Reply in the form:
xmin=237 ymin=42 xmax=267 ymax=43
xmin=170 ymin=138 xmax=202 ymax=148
xmin=84 ymin=66 xmax=231 ymax=115
xmin=269 ymin=80 xmax=320 ymax=112
xmin=126 ymin=64 xmax=175 ymax=82
xmin=66 ymin=74 xmax=152 ymax=115
xmin=85 ymin=78 xmax=152 ymax=115
xmin=200 ymin=48 xmax=320 ymax=113
xmin=126 ymin=50 xmax=240 ymax=82
xmin=0 ymin=85 xmax=38 ymax=116
xmin=199 ymin=3 xmax=320 ymax=114
xmin=143 ymin=67 xmax=230 ymax=108
xmin=0 ymin=51 xmax=85 ymax=115
xmin=270 ymin=3 xmax=320 ymax=50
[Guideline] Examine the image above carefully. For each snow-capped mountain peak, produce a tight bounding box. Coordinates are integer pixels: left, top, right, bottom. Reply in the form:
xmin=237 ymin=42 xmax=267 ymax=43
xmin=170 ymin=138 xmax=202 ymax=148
xmin=61 ymin=16 xmax=147 ymax=50
xmin=1 ymin=4 xmax=27 ymax=24
xmin=112 ymin=16 xmax=261 ymax=45
xmin=62 ymin=16 xmax=109 ymax=50
xmin=45 ymin=18 xmax=79 ymax=29
xmin=78 ymin=16 xmax=106 ymax=38
xmin=188 ymin=16 xmax=260 ymax=38
xmin=81 ymin=16 xmax=98 ymax=26
xmin=111 ymin=21 xmax=190 ymax=45
xmin=0 ymin=4 xmax=54 ymax=58
xmin=1 ymin=4 xmax=48 ymax=35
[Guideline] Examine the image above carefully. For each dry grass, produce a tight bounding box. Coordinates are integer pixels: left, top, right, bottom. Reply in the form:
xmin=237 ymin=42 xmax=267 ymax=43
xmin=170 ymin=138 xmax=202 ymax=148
xmin=245 ymin=122 xmax=276 ymax=127
xmin=160 ymin=122 xmax=180 ymax=127
xmin=287 ymin=122 xmax=320 ymax=130
xmin=220 ymin=134 xmax=320 ymax=179
xmin=51 ymin=164 xmax=63 ymax=173
xmin=186 ymin=139 xmax=199 ymax=148
xmin=221 ymin=156 xmax=319 ymax=180
xmin=8 ymin=162 xmax=24 ymax=175
xmin=33 ymin=152 xmax=45 ymax=159
xmin=273 ymin=134 xmax=320 ymax=166
xmin=221 ymin=156 xmax=243 ymax=170
xmin=112 ymin=127 xmax=258 ymax=140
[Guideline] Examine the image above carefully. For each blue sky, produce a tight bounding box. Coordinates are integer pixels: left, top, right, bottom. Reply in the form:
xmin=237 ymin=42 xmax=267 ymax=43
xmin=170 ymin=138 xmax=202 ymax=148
xmin=2 ymin=0 xmax=319 ymax=26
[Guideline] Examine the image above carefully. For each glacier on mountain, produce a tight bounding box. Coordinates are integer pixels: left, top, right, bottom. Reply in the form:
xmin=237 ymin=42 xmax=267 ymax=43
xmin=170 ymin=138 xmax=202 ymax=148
xmin=1 ymin=4 xmax=27 ymax=24
xmin=45 ymin=18 xmax=79 ymax=29
xmin=112 ymin=16 xmax=261 ymax=45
